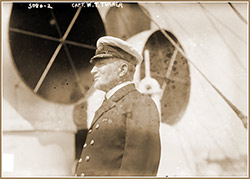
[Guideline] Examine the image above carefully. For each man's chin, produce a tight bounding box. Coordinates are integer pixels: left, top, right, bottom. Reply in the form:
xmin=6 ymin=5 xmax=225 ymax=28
xmin=93 ymin=83 xmax=99 ymax=90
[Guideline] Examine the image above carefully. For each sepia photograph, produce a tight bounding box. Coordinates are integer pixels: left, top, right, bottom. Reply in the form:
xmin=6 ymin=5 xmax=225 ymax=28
xmin=2 ymin=1 xmax=248 ymax=177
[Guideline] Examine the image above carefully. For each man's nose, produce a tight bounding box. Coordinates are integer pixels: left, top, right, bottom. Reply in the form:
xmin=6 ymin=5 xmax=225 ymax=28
xmin=90 ymin=66 xmax=98 ymax=74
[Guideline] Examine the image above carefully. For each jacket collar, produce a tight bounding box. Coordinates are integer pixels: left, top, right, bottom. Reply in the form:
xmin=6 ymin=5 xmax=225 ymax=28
xmin=89 ymin=84 xmax=136 ymax=129
xmin=106 ymin=81 xmax=133 ymax=99
xmin=109 ymin=83 xmax=136 ymax=102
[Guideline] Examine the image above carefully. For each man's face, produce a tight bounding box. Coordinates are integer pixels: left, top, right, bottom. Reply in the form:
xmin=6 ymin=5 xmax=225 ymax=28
xmin=90 ymin=58 xmax=121 ymax=92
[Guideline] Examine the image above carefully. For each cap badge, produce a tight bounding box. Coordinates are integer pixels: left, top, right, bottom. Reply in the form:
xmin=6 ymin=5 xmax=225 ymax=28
xmin=97 ymin=44 xmax=104 ymax=52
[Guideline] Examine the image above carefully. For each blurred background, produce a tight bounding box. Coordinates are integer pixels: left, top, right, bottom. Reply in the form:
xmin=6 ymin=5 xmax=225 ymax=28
xmin=2 ymin=1 xmax=248 ymax=177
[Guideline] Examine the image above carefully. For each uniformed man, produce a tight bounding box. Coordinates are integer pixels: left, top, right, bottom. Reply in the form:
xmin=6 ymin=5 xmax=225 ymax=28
xmin=75 ymin=36 xmax=161 ymax=176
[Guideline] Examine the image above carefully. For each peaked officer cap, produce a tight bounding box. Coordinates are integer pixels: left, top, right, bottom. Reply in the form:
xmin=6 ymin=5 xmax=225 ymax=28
xmin=90 ymin=36 xmax=143 ymax=66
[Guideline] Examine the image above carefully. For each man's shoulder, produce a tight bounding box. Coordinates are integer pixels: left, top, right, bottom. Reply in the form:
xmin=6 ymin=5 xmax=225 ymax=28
xmin=113 ymin=83 xmax=157 ymax=110
xmin=123 ymin=88 xmax=156 ymax=106
xmin=123 ymin=88 xmax=144 ymax=99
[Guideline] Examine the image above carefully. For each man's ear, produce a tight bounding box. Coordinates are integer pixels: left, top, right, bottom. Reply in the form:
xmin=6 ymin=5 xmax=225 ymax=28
xmin=119 ymin=63 xmax=128 ymax=77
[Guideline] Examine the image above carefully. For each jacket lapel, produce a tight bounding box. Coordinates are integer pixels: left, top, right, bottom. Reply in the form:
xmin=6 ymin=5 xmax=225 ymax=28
xmin=89 ymin=84 xmax=136 ymax=129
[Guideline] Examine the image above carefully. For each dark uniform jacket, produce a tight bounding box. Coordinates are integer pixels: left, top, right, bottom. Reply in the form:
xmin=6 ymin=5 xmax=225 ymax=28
xmin=75 ymin=84 xmax=161 ymax=176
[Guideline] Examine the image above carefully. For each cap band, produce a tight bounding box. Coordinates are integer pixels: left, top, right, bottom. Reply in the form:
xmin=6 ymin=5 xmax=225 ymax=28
xmin=90 ymin=44 xmax=137 ymax=66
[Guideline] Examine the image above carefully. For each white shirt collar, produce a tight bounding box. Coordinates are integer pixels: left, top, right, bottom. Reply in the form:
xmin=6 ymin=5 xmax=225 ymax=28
xmin=106 ymin=81 xmax=133 ymax=99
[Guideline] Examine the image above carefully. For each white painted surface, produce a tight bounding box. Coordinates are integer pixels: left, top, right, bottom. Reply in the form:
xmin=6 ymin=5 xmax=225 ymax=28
xmin=3 ymin=153 xmax=14 ymax=173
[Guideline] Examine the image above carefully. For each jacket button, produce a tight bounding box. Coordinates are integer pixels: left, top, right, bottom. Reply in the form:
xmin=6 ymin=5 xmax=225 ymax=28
xmin=90 ymin=140 xmax=95 ymax=145
xmin=108 ymin=119 xmax=112 ymax=123
xmin=127 ymin=112 xmax=132 ymax=118
xmin=95 ymin=124 xmax=100 ymax=129
xmin=88 ymin=129 xmax=92 ymax=134
xmin=85 ymin=156 xmax=90 ymax=162
xmin=79 ymin=158 xmax=82 ymax=163
xmin=81 ymin=173 xmax=85 ymax=176
xmin=83 ymin=143 xmax=87 ymax=148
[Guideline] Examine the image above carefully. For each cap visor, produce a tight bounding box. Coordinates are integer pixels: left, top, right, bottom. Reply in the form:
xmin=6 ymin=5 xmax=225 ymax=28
xmin=89 ymin=54 xmax=115 ymax=64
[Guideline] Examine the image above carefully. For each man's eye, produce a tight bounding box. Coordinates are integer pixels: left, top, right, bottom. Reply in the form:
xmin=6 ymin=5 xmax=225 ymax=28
xmin=96 ymin=64 xmax=104 ymax=67
xmin=96 ymin=63 xmax=107 ymax=67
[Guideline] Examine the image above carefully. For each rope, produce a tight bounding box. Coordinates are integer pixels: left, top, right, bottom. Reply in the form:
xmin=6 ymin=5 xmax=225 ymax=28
xmin=138 ymin=4 xmax=247 ymax=129
xmin=199 ymin=3 xmax=246 ymax=73
xmin=158 ymin=3 xmax=245 ymax=95
xmin=228 ymin=2 xmax=247 ymax=24
xmin=199 ymin=4 xmax=246 ymax=44
xmin=160 ymin=4 xmax=246 ymax=152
